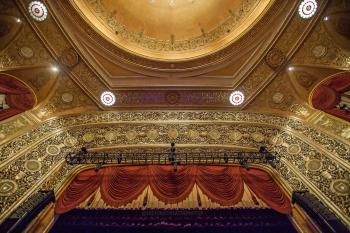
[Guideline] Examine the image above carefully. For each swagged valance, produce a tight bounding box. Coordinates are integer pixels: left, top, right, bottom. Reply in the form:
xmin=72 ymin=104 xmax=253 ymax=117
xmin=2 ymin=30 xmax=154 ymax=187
xmin=55 ymin=165 xmax=291 ymax=215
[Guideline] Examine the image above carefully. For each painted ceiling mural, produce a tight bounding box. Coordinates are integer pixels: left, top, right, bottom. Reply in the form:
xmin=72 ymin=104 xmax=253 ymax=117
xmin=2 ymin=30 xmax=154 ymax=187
xmin=0 ymin=0 xmax=350 ymax=228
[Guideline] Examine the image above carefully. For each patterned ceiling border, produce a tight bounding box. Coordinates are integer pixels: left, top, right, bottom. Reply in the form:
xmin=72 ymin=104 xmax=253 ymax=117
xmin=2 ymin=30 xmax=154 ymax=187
xmin=1 ymin=111 xmax=349 ymax=166
xmin=83 ymin=0 xmax=263 ymax=53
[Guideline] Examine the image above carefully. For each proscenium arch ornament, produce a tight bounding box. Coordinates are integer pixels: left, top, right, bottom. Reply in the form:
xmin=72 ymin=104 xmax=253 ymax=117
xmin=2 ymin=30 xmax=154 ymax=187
xmin=0 ymin=111 xmax=349 ymax=226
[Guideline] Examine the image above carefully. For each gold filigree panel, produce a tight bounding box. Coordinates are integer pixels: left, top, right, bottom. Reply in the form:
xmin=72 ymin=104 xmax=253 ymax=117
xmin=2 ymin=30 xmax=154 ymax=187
xmin=0 ymin=111 xmax=349 ymax=225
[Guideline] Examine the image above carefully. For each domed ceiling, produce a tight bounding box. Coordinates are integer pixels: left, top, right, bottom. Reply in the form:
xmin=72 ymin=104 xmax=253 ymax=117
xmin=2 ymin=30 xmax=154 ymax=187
xmin=71 ymin=0 xmax=274 ymax=60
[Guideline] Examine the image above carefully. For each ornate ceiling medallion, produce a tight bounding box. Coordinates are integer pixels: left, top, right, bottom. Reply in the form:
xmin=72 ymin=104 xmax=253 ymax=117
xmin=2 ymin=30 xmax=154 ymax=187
xmin=229 ymin=91 xmax=245 ymax=106
xmin=298 ymin=0 xmax=317 ymax=19
xmin=28 ymin=1 xmax=48 ymax=22
xmin=100 ymin=91 xmax=116 ymax=106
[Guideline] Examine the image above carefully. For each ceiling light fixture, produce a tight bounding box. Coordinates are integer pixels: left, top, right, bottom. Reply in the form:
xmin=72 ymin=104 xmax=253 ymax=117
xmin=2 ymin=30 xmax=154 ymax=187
xmin=100 ymin=91 xmax=116 ymax=106
xmin=229 ymin=91 xmax=245 ymax=106
xmin=16 ymin=18 xmax=21 ymax=23
xmin=51 ymin=65 xmax=59 ymax=72
xmin=298 ymin=0 xmax=318 ymax=19
xmin=28 ymin=1 xmax=48 ymax=22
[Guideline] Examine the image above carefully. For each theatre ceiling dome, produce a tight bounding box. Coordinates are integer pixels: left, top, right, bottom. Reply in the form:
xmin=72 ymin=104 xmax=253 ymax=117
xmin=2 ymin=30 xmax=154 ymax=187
xmin=71 ymin=0 xmax=274 ymax=61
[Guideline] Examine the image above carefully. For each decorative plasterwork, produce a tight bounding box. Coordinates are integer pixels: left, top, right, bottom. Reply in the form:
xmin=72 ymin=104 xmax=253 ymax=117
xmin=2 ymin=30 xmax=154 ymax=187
xmin=292 ymin=20 xmax=350 ymax=69
xmin=47 ymin=0 xmax=295 ymax=80
xmin=14 ymin=0 xmax=322 ymax=111
xmin=72 ymin=0 xmax=272 ymax=60
xmin=0 ymin=16 xmax=52 ymax=69
xmin=0 ymin=111 xmax=349 ymax=226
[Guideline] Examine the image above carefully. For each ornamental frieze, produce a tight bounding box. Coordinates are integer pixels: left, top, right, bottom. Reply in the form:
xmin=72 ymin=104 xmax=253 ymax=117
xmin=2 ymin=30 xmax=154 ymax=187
xmin=1 ymin=111 xmax=349 ymax=165
xmin=0 ymin=121 xmax=349 ymax=225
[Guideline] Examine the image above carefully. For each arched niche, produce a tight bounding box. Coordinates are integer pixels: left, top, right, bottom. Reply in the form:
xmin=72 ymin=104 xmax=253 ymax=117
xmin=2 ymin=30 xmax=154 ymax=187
xmin=311 ymin=72 xmax=350 ymax=122
xmin=0 ymin=73 xmax=36 ymax=121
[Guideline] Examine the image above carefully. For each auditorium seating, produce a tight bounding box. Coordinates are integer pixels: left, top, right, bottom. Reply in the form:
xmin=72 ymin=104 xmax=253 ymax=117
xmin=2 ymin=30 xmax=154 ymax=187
xmin=50 ymin=208 xmax=297 ymax=233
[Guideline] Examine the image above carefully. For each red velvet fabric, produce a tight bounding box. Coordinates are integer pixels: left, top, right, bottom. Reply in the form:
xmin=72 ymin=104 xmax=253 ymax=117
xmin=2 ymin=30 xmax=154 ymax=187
xmin=55 ymin=169 xmax=103 ymax=214
xmin=240 ymin=168 xmax=291 ymax=214
xmin=196 ymin=166 xmax=243 ymax=206
xmin=55 ymin=165 xmax=291 ymax=215
xmin=0 ymin=75 xmax=35 ymax=121
xmin=100 ymin=166 xmax=148 ymax=207
xmin=148 ymin=165 xmax=196 ymax=204
xmin=312 ymin=73 xmax=350 ymax=122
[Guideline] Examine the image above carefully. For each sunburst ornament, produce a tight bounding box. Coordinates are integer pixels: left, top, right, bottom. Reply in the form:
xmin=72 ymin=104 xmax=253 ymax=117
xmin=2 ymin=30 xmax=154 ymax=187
xmin=28 ymin=1 xmax=48 ymax=21
xmin=100 ymin=91 xmax=116 ymax=106
xmin=298 ymin=0 xmax=318 ymax=19
xmin=229 ymin=91 xmax=245 ymax=106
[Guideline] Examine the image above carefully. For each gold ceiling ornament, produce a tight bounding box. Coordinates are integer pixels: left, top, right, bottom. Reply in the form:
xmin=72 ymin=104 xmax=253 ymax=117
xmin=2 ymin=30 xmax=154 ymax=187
xmin=147 ymin=129 xmax=159 ymax=140
xmin=19 ymin=46 xmax=34 ymax=58
xmin=61 ymin=92 xmax=74 ymax=103
xmin=0 ymin=179 xmax=18 ymax=196
xmin=168 ymin=128 xmax=179 ymax=139
xmin=59 ymin=48 xmax=79 ymax=68
xmin=265 ymin=48 xmax=285 ymax=69
xmin=126 ymin=130 xmax=138 ymax=141
xmin=269 ymin=135 xmax=283 ymax=146
xmin=24 ymin=160 xmax=42 ymax=172
xmin=82 ymin=133 xmax=95 ymax=142
xmin=312 ymin=45 xmax=327 ymax=58
xmin=321 ymin=171 xmax=332 ymax=180
xmin=331 ymin=179 xmax=350 ymax=196
xmin=251 ymin=132 xmax=264 ymax=143
xmin=287 ymin=144 xmax=302 ymax=155
xmin=305 ymin=159 xmax=323 ymax=172
xmin=104 ymin=131 xmax=117 ymax=141
xmin=64 ymin=136 xmax=78 ymax=147
xmin=296 ymin=72 xmax=316 ymax=89
xmin=209 ymin=129 xmax=221 ymax=140
xmin=188 ymin=129 xmax=200 ymax=140
xmin=271 ymin=92 xmax=284 ymax=104
xmin=228 ymin=130 xmax=243 ymax=141
xmin=289 ymin=104 xmax=310 ymax=118
xmin=46 ymin=145 xmax=61 ymax=156
xmin=165 ymin=91 xmax=181 ymax=105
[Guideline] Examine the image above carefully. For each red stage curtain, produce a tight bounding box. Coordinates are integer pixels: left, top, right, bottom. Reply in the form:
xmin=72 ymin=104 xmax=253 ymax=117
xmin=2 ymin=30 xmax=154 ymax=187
xmin=100 ymin=166 xmax=148 ymax=207
xmin=196 ymin=166 xmax=244 ymax=206
xmin=0 ymin=75 xmax=35 ymax=121
xmin=148 ymin=165 xmax=196 ymax=204
xmin=240 ymin=167 xmax=291 ymax=214
xmin=55 ymin=169 xmax=103 ymax=214
xmin=55 ymin=165 xmax=291 ymax=215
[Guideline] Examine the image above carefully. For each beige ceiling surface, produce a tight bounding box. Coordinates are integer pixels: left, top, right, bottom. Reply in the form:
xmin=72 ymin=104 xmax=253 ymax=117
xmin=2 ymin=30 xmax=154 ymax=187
xmin=71 ymin=0 xmax=274 ymax=60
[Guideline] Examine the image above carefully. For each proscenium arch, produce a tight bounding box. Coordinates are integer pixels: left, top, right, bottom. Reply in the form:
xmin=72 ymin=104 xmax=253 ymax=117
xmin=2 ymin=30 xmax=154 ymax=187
xmin=0 ymin=111 xmax=349 ymax=226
